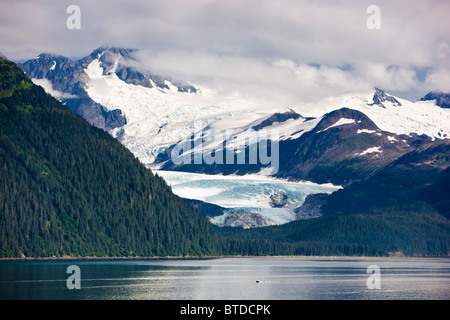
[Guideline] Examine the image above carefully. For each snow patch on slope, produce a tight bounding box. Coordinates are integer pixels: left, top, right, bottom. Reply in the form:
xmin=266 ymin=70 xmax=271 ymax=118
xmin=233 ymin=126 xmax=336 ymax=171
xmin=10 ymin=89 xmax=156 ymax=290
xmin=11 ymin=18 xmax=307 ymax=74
xmin=320 ymin=118 xmax=356 ymax=132
xmin=355 ymin=146 xmax=383 ymax=156
xmin=387 ymin=135 xmax=398 ymax=143
xmin=357 ymin=129 xmax=377 ymax=134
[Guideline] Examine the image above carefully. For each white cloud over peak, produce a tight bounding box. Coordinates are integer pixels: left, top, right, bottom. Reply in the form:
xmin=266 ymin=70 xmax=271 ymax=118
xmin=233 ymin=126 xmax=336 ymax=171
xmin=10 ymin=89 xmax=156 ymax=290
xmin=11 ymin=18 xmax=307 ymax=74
xmin=0 ymin=0 xmax=449 ymax=103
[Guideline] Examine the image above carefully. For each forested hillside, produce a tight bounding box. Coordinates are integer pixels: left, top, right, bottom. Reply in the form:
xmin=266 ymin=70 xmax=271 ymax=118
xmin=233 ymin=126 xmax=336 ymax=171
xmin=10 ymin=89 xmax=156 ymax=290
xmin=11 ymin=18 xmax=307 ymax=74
xmin=219 ymin=202 xmax=450 ymax=256
xmin=0 ymin=58 xmax=222 ymax=257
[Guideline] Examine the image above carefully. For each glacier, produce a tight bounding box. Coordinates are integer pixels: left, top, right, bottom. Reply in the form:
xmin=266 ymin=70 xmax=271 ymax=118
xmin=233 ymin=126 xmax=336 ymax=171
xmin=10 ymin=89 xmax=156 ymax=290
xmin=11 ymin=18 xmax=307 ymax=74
xmin=155 ymin=170 xmax=341 ymax=226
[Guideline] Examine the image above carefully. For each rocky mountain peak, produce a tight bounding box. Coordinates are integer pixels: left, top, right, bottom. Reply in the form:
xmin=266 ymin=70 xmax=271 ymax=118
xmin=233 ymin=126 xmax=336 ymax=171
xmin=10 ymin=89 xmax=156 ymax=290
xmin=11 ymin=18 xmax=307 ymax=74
xmin=314 ymin=107 xmax=378 ymax=133
xmin=369 ymin=88 xmax=401 ymax=108
xmin=419 ymin=91 xmax=450 ymax=109
xmin=251 ymin=108 xmax=302 ymax=131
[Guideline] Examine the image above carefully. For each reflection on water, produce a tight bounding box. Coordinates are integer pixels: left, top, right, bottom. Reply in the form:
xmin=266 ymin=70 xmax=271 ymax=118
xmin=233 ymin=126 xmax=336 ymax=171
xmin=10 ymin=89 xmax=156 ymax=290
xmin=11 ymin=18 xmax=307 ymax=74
xmin=0 ymin=257 xmax=449 ymax=300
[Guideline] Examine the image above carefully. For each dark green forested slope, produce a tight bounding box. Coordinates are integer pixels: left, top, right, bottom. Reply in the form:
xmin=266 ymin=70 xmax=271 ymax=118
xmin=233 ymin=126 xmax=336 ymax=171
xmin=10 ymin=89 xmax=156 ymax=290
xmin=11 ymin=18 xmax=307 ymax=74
xmin=321 ymin=138 xmax=450 ymax=218
xmin=219 ymin=202 xmax=450 ymax=256
xmin=0 ymin=58 xmax=223 ymax=258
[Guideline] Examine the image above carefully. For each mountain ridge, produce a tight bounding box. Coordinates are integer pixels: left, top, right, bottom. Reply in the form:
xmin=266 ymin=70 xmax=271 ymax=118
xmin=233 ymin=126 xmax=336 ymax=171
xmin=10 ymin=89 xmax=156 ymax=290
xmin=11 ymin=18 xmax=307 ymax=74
xmin=159 ymin=107 xmax=428 ymax=186
xmin=420 ymin=91 xmax=450 ymax=108
xmin=20 ymin=46 xmax=450 ymax=170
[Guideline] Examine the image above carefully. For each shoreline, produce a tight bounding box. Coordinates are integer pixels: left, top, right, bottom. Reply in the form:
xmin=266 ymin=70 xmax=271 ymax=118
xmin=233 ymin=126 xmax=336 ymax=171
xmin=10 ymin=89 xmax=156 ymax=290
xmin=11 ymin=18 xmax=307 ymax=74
xmin=1 ymin=254 xmax=448 ymax=262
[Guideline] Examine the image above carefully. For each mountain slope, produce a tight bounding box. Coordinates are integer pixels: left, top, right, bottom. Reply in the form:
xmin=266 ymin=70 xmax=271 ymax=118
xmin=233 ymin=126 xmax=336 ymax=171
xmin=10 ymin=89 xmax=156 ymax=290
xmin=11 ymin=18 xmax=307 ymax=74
xmin=321 ymin=138 xmax=450 ymax=217
xmin=19 ymin=46 xmax=195 ymax=133
xmin=419 ymin=167 xmax=450 ymax=219
xmin=420 ymin=91 xmax=450 ymax=109
xmin=21 ymin=47 xmax=450 ymax=170
xmin=220 ymin=201 xmax=450 ymax=256
xmin=19 ymin=51 xmax=126 ymax=131
xmin=19 ymin=46 xmax=245 ymax=165
xmin=0 ymin=57 xmax=222 ymax=258
xmin=276 ymin=108 xmax=424 ymax=185
xmin=160 ymin=107 xmax=425 ymax=186
xmin=221 ymin=139 xmax=450 ymax=256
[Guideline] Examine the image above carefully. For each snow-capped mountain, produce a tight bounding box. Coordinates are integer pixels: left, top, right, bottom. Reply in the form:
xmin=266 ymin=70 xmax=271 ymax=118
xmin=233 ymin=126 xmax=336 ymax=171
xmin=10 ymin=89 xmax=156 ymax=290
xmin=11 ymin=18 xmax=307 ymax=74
xmin=17 ymin=46 xmax=450 ymax=228
xmin=298 ymin=89 xmax=450 ymax=140
xmin=20 ymin=46 xmax=281 ymax=166
xmin=160 ymin=106 xmax=428 ymax=186
xmin=20 ymin=46 xmax=450 ymax=171
xmin=20 ymin=46 xmax=197 ymax=132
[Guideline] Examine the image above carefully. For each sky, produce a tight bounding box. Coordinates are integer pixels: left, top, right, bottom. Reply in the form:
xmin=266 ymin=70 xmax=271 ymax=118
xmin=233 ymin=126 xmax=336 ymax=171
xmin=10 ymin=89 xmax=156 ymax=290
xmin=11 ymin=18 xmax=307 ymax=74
xmin=1 ymin=0 xmax=449 ymax=104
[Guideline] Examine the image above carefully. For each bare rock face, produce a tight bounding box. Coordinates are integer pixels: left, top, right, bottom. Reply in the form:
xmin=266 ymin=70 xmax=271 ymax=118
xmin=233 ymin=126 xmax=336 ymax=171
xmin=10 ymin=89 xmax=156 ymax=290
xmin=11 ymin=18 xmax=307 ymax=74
xmin=269 ymin=194 xmax=287 ymax=208
xmin=294 ymin=193 xmax=329 ymax=220
xmin=369 ymin=88 xmax=401 ymax=108
xmin=419 ymin=91 xmax=450 ymax=109
xmin=222 ymin=213 xmax=277 ymax=229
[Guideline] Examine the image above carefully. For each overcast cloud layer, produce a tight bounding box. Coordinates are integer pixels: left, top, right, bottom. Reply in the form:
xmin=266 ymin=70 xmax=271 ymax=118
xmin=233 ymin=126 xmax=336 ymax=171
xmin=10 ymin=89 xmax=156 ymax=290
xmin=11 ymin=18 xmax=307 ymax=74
xmin=1 ymin=0 xmax=449 ymax=104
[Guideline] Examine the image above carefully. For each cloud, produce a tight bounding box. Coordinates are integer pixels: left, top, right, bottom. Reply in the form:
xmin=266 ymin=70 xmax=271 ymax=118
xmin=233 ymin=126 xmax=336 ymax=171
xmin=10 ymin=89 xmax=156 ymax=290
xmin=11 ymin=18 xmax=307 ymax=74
xmin=31 ymin=78 xmax=78 ymax=100
xmin=424 ymin=68 xmax=450 ymax=93
xmin=1 ymin=0 xmax=449 ymax=102
xmin=132 ymin=49 xmax=429 ymax=104
xmin=132 ymin=50 xmax=365 ymax=104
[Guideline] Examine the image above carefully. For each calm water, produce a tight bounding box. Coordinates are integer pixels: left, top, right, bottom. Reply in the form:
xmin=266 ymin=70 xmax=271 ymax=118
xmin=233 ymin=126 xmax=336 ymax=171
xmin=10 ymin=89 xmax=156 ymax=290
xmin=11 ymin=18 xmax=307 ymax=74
xmin=0 ymin=257 xmax=449 ymax=300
